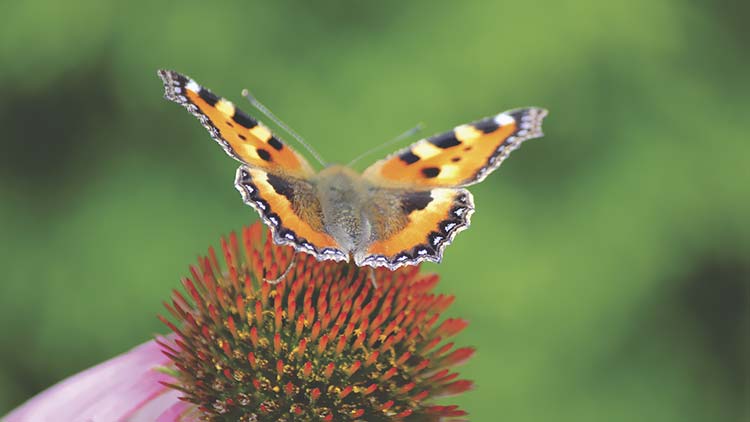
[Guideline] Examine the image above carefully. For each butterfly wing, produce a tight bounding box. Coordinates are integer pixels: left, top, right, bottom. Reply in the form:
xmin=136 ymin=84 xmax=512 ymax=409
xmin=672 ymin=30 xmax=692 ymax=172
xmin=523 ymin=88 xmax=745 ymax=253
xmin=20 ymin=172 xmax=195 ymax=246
xmin=354 ymin=187 xmax=474 ymax=270
xmin=362 ymin=107 xmax=547 ymax=188
xmin=160 ymin=70 xmax=346 ymax=261
xmin=158 ymin=69 xmax=314 ymax=177
xmin=235 ymin=167 xmax=348 ymax=262
xmin=356 ymin=107 xmax=547 ymax=268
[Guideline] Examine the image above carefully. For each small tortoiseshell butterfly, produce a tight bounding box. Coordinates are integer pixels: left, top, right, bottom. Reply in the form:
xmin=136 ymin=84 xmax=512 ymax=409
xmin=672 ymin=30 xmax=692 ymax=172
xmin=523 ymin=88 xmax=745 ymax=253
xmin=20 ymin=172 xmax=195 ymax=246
xmin=159 ymin=70 xmax=547 ymax=270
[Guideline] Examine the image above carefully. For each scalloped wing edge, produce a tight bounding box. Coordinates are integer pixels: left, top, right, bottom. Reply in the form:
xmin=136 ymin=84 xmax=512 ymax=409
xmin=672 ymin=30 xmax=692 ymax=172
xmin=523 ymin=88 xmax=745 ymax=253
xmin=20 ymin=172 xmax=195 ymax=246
xmin=158 ymin=69 xmax=251 ymax=164
xmin=233 ymin=166 xmax=349 ymax=263
xmin=469 ymin=107 xmax=548 ymax=186
xmin=355 ymin=189 xmax=475 ymax=270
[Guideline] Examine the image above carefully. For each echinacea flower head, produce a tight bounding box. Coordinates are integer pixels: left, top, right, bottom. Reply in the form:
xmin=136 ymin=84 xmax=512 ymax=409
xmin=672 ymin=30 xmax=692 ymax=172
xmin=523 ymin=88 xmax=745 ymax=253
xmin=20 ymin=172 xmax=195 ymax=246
xmin=159 ymin=222 xmax=474 ymax=421
xmin=2 ymin=221 xmax=474 ymax=422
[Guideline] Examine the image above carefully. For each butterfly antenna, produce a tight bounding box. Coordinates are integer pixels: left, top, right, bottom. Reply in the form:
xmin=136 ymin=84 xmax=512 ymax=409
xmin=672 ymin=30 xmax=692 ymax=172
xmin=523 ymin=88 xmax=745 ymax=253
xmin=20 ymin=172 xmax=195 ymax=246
xmin=242 ymin=89 xmax=327 ymax=167
xmin=346 ymin=122 xmax=424 ymax=168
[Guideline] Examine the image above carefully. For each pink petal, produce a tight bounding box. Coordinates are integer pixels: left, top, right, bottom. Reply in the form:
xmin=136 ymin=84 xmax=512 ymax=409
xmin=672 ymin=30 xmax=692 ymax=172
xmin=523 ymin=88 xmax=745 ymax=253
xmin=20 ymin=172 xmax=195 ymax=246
xmin=3 ymin=338 xmax=196 ymax=422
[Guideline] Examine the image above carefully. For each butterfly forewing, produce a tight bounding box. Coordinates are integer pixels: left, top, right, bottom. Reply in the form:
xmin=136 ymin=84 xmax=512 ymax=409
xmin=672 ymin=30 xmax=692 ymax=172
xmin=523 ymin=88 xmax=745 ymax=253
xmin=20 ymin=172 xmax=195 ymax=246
xmin=158 ymin=70 xmax=314 ymax=177
xmin=362 ymin=108 xmax=547 ymax=188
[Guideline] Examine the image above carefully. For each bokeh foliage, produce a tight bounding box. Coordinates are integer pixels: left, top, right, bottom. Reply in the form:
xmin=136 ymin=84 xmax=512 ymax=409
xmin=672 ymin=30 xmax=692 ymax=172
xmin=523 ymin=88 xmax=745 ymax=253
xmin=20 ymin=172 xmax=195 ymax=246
xmin=1 ymin=0 xmax=748 ymax=420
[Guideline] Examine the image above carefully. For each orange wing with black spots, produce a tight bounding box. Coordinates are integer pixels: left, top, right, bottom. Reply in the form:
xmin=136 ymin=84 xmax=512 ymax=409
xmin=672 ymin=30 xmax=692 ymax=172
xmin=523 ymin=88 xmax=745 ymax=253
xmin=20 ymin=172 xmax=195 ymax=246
xmin=234 ymin=166 xmax=347 ymax=262
xmin=158 ymin=70 xmax=314 ymax=177
xmin=355 ymin=188 xmax=475 ymax=269
xmin=362 ymin=108 xmax=548 ymax=188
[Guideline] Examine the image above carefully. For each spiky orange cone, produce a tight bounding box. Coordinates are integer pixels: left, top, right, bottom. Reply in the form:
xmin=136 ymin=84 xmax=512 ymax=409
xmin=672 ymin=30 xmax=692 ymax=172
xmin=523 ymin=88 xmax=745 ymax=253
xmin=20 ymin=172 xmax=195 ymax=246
xmin=159 ymin=222 xmax=474 ymax=421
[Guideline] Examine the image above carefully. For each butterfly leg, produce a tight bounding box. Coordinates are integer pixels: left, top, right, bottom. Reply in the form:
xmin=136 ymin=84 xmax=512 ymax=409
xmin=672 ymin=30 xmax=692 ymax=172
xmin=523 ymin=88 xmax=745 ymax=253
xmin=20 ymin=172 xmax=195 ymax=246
xmin=264 ymin=253 xmax=297 ymax=285
xmin=368 ymin=267 xmax=378 ymax=289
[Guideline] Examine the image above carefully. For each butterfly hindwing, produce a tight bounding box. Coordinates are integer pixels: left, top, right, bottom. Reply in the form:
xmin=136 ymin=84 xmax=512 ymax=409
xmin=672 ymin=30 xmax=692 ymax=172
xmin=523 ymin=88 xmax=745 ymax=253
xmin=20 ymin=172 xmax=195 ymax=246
xmin=362 ymin=107 xmax=548 ymax=188
xmin=158 ymin=70 xmax=314 ymax=177
xmin=234 ymin=166 xmax=348 ymax=262
xmin=354 ymin=187 xmax=474 ymax=269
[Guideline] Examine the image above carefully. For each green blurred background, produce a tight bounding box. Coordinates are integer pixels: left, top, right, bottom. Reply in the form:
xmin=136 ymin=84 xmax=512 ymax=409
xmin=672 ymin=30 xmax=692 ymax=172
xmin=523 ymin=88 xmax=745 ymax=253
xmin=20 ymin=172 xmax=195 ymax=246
xmin=1 ymin=1 xmax=748 ymax=420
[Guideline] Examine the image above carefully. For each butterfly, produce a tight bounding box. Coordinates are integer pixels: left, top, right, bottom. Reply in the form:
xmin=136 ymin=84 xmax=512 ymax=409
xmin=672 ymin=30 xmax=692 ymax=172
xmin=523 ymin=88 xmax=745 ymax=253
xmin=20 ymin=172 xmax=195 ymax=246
xmin=158 ymin=70 xmax=547 ymax=270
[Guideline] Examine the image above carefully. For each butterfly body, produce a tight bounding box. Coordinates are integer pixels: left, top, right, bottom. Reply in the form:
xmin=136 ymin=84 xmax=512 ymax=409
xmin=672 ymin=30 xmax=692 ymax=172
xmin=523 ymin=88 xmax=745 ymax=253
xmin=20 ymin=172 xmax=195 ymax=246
xmin=313 ymin=165 xmax=372 ymax=254
xmin=159 ymin=70 xmax=547 ymax=270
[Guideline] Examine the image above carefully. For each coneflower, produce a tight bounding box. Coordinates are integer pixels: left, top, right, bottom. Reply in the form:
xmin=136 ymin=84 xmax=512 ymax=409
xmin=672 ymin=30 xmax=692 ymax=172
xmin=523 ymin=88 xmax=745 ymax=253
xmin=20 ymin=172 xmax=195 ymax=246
xmin=3 ymin=222 xmax=474 ymax=422
xmin=159 ymin=222 xmax=474 ymax=421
